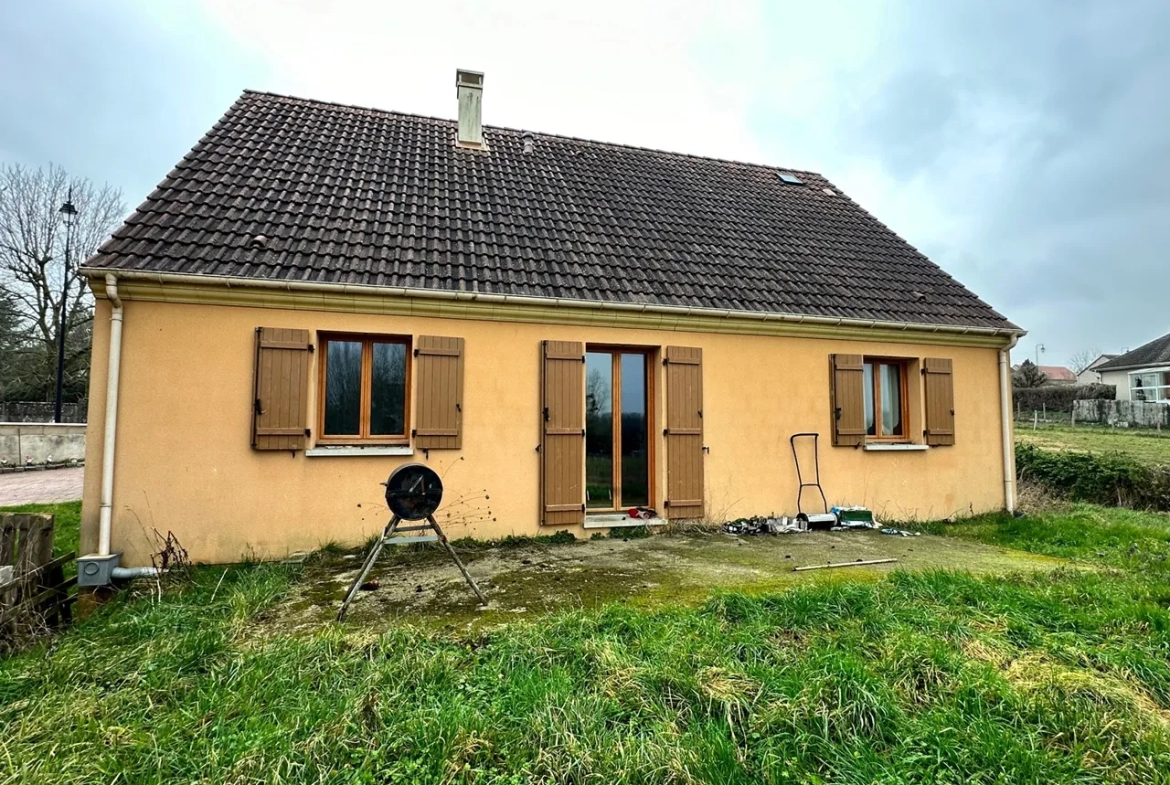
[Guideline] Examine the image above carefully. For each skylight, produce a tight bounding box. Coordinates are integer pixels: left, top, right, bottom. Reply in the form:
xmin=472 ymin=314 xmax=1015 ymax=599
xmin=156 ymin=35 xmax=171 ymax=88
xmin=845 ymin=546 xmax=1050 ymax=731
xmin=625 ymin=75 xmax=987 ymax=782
xmin=777 ymin=172 xmax=804 ymax=185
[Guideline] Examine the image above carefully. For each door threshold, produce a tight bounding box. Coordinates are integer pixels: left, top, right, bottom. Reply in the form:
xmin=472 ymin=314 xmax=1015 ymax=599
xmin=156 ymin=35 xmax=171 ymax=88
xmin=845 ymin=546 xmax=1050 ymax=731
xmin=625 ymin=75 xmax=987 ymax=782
xmin=584 ymin=512 xmax=663 ymax=529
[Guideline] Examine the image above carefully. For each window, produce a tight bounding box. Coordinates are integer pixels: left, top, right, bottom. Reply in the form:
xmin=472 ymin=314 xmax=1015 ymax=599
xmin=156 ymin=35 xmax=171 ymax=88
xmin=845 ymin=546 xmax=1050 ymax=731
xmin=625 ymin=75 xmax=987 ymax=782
xmin=1131 ymin=370 xmax=1170 ymax=402
xmin=862 ymin=359 xmax=907 ymax=439
xmin=318 ymin=334 xmax=410 ymax=443
xmin=585 ymin=348 xmax=652 ymax=510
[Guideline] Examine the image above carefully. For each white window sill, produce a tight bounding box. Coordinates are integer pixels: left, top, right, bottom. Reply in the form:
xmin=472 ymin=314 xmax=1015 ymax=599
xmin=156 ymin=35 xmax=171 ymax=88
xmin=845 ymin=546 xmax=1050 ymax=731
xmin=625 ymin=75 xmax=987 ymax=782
xmin=864 ymin=443 xmax=929 ymax=452
xmin=305 ymin=446 xmax=414 ymax=457
xmin=584 ymin=513 xmax=664 ymax=529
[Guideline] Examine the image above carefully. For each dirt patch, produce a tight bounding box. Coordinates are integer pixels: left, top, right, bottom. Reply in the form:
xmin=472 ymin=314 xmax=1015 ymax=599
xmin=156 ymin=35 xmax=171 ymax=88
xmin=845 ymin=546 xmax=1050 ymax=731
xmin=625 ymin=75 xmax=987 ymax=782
xmin=267 ymin=528 xmax=1066 ymax=634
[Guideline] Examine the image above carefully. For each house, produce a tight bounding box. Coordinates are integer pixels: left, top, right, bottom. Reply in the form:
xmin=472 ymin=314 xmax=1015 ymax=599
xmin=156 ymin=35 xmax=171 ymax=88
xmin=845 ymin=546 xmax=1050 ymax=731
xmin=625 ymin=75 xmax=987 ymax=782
xmin=1076 ymin=354 xmax=1118 ymax=385
xmin=1093 ymin=333 xmax=1170 ymax=402
xmin=1035 ymin=365 xmax=1077 ymax=385
xmin=78 ymin=72 xmax=1024 ymax=568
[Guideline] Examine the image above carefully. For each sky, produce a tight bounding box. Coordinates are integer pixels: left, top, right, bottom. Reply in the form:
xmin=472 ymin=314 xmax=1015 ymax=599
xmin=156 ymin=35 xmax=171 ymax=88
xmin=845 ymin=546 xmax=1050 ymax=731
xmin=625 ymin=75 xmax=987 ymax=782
xmin=2 ymin=0 xmax=1167 ymax=369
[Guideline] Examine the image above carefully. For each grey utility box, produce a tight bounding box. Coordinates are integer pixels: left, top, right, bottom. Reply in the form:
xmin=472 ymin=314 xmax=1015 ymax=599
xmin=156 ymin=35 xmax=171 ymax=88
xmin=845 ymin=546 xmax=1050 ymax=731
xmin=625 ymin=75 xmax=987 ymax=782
xmin=77 ymin=553 xmax=122 ymax=587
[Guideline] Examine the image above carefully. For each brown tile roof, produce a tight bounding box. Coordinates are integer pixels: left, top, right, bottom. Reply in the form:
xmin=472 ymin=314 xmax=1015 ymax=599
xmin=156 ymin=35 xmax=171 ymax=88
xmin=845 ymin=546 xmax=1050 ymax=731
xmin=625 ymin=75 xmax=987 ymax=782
xmin=1096 ymin=332 xmax=1170 ymax=371
xmin=1036 ymin=365 xmax=1077 ymax=382
xmin=86 ymin=90 xmax=1018 ymax=331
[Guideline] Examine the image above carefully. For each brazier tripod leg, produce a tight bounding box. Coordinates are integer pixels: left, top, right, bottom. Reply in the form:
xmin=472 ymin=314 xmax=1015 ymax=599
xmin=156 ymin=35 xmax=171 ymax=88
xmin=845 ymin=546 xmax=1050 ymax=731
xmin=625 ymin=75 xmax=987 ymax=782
xmin=337 ymin=516 xmax=400 ymax=621
xmin=429 ymin=514 xmax=487 ymax=604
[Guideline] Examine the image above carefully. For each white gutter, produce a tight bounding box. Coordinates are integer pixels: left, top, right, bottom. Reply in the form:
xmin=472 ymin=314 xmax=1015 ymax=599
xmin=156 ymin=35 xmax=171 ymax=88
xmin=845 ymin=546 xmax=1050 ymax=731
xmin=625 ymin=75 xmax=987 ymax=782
xmin=80 ymin=268 xmax=1027 ymax=341
xmin=98 ymin=274 xmax=124 ymax=556
xmin=999 ymin=334 xmax=1020 ymax=513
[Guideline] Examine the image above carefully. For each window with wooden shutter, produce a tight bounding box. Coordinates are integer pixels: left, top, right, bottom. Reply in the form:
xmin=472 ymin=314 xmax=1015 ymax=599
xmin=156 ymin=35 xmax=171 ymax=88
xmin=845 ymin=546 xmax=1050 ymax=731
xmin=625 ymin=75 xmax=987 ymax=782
xmin=252 ymin=327 xmax=312 ymax=451
xmin=923 ymin=357 xmax=956 ymax=446
xmin=664 ymin=346 xmax=704 ymax=519
xmin=541 ymin=340 xmax=586 ymax=526
xmin=830 ymin=354 xmax=866 ymax=447
xmin=413 ymin=336 xmax=464 ymax=449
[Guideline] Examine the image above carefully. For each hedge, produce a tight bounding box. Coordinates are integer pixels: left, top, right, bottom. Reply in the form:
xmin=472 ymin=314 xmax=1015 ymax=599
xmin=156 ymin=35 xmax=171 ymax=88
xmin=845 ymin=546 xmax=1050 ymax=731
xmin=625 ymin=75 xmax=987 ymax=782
xmin=1012 ymin=383 xmax=1114 ymax=414
xmin=1016 ymin=443 xmax=1170 ymax=511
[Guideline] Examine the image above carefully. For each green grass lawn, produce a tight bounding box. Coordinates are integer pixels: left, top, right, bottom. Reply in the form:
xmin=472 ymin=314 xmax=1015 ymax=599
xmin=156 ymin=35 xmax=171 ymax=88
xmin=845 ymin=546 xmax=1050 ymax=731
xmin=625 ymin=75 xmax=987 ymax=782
xmin=2 ymin=504 xmax=1170 ymax=783
xmin=1017 ymin=423 xmax=1170 ymax=466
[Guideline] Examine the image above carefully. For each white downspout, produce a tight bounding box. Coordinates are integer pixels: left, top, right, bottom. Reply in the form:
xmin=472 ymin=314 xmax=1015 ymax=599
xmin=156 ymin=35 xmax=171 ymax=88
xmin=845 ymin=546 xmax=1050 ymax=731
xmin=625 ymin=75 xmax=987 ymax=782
xmin=999 ymin=335 xmax=1020 ymax=513
xmin=98 ymin=274 xmax=124 ymax=556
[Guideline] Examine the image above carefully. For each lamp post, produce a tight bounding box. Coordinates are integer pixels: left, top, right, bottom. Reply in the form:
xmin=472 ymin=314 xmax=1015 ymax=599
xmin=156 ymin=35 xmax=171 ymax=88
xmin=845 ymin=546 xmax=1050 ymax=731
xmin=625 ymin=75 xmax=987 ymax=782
xmin=1035 ymin=343 xmax=1045 ymax=366
xmin=55 ymin=190 xmax=78 ymax=424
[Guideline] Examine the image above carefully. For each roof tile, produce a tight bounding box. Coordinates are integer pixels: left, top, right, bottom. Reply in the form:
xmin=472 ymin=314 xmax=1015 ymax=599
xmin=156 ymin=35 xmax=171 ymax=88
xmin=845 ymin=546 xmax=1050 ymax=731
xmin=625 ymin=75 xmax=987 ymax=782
xmin=88 ymin=90 xmax=1017 ymax=330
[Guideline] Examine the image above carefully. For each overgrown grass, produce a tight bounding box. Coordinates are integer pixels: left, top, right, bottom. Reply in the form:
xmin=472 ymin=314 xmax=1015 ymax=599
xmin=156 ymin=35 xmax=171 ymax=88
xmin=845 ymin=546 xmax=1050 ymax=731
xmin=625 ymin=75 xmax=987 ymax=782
xmin=1017 ymin=423 xmax=1170 ymax=466
xmin=3 ymin=507 xmax=1170 ymax=783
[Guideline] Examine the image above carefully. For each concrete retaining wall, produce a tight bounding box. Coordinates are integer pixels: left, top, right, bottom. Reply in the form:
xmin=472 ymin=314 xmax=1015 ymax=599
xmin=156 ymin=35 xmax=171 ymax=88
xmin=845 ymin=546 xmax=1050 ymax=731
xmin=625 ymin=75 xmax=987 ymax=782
xmin=0 ymin=423 xmax=87 ymax=467
xmin=0 ymin=402 xmax=87 ymax=423
xmin=1073 ymin=399 xmax=1170 ymax=428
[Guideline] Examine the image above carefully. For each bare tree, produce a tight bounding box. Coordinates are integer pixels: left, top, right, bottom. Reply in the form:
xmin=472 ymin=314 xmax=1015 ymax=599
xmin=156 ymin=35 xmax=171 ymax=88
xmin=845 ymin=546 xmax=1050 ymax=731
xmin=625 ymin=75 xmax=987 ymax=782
xmin=0 ymin=163 xmax=126 ymax=401
xmin=1068 ymin=348 xmax=1102 ymax=375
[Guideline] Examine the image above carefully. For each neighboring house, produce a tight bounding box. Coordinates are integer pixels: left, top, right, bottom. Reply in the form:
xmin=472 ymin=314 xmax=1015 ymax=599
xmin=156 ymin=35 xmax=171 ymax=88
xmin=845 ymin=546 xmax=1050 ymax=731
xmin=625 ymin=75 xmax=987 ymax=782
xmin=1076 ymin=354 xmax=1119 ymax=385
xmin=1094 ymin=333 xmax=1170 ymax=402
xmin=1036 ymin=365 xmax=1077 ymax=385
xmin=78 ymin=73 xmax=1023 ymax=566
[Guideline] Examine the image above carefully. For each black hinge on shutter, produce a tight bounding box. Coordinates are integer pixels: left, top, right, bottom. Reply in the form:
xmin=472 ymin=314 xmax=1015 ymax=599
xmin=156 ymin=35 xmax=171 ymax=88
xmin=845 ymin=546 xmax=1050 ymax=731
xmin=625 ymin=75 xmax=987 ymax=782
xmin=255 ymin=398 xmax=264 ymax=416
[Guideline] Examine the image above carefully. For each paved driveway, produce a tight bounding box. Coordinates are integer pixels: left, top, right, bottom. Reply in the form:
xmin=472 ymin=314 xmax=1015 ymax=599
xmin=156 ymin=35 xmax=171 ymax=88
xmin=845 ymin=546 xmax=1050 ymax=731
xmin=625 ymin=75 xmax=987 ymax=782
xmin=0 ymin=467 xmax=84 ymax=506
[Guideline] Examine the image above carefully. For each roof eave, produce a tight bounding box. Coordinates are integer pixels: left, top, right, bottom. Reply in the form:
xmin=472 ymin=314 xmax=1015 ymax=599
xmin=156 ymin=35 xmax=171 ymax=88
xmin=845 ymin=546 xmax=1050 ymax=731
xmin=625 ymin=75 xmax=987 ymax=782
xmin=82 ymin=267 xmax=1026 ymax=343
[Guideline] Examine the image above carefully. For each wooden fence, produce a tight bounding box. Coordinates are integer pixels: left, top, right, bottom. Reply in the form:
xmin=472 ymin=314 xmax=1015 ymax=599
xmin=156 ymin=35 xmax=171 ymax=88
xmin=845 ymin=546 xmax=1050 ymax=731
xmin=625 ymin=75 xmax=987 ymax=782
xmin=0 ymin=513 xmax=76 ymax=643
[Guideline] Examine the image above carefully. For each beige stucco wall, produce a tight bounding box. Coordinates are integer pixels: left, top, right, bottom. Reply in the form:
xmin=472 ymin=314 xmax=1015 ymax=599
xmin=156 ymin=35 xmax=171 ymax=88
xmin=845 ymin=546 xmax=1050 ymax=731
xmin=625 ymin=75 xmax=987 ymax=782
xmin=82 ymin=296 xmax=1012 ymax=565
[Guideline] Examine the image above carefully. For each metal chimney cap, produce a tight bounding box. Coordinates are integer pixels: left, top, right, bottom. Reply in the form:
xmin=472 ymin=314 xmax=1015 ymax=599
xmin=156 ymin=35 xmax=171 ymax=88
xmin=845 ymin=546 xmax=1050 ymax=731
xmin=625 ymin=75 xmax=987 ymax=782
xmin=456 ymin=69 xmax=484 ymax=89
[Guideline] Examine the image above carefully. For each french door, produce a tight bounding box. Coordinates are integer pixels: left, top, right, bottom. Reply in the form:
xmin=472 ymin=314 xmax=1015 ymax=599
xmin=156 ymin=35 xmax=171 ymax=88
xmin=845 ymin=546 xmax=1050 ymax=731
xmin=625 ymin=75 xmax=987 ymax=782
xmin=585 ymin=348 xmax=652 ymax=510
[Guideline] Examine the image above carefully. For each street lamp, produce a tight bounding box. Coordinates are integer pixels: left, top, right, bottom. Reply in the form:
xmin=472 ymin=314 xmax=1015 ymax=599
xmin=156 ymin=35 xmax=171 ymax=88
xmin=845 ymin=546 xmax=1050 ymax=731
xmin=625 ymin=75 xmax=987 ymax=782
xmin=1035 ymin=343 xmax=1046 ymax=365
xmin=55 ymin=190 xmax=78 ymax=424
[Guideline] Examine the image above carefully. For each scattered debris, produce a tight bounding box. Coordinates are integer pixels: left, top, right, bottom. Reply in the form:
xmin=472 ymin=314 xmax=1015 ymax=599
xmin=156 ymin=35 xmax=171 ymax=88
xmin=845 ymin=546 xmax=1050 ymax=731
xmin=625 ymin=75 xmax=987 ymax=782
xmin=832 ymin=506 xmax=875 ymax=527
xmin=721 ymin=517 xmax=807 ymax=535
xmin=880 ymin=527 xmax=921 ymax=537
xmin=627 ymin=506 xmax=658 ymax=520
xmin=830 ymin=521 xmax=878 ymax=532
xmin=359 ymin=578 xmax=380 ymax=591
xmin=794 ymin=558 xmax=898 ymax=572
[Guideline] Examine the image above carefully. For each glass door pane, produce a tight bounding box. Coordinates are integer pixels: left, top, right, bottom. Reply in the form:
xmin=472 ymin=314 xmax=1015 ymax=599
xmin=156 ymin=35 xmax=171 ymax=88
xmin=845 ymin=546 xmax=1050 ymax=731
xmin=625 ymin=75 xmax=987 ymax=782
xmin=585 ymin=352 xmax=614 ymax=508
xmin=619 ymin=353 xmax=649 ymax=507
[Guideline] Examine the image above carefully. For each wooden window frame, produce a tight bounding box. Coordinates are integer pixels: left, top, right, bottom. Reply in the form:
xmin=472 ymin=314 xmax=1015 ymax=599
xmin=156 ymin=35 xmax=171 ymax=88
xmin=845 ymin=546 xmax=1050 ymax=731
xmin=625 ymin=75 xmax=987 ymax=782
xmin=585 ymin=344 xmax=657 ymax=512
xmin=864 ymin=357 xmax=911 ymax=442
xmin=317 ymin=332 xmax=412 ymax=445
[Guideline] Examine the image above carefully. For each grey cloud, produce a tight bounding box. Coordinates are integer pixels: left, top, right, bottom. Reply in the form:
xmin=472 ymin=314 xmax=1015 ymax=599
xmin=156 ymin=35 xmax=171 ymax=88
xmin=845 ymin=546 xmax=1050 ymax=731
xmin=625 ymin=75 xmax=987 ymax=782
xmin=834 ymin=0 xmax=1170 ymax=362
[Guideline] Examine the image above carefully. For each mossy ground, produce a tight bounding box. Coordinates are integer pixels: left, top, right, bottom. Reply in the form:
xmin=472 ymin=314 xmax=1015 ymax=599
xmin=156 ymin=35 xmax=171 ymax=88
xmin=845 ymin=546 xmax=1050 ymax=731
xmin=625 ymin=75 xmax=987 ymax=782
xmin=276 ymin=526 xmax=1062 ymax=632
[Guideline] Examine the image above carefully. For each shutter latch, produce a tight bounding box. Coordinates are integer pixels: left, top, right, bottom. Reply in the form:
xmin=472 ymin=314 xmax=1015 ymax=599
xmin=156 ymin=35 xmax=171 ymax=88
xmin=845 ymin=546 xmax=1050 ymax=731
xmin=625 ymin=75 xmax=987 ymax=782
xmin=834 ymin=406 xmax=842 ymax=421
xmin=543 ymin=407 xmax=550 ymax=422
xmin=254 ymin=398 xmax=264 ymax=416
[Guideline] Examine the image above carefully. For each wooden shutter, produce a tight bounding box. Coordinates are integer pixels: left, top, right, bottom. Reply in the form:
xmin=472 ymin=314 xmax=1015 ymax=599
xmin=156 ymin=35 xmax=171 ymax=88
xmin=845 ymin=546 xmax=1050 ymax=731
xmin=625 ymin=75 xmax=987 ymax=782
xmin=540 ymin=340 xmax=586 ymax=525
xmin=664 ymin=346 xmax=704 ymax=519
xmin=252 ymin=327 xmax=312 ymax=451
xmin=413 ymin=336 xmax=464 ymax=449
xmin=830 ymin=354 xmax=866 ymax=447
xmin=923 ymin=357 xmax=956 ymax=446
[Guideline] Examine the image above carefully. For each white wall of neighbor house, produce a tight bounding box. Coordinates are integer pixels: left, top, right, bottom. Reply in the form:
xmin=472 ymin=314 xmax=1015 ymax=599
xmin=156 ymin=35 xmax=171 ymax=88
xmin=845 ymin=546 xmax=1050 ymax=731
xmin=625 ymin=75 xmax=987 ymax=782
xmin=1102 ymin=367 xmax=1170 ymax=402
